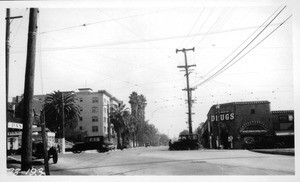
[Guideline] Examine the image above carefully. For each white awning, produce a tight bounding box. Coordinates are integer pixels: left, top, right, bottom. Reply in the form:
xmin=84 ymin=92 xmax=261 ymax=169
xmin=275 ymin=131 xmax=294 ymax=136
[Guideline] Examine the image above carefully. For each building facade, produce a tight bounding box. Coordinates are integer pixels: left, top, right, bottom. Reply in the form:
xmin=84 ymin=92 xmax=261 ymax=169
xmin=75 ymin=88 xmax=121 ymax=143
xmin=11 ymin=88 xmax=122 ymax=145
xmin=200 ymin=101 xmax=294 ymax=149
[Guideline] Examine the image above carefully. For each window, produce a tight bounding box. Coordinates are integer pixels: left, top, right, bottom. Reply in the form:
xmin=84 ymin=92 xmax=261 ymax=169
xmin=80 ymin=107 xmax=83 ymax=111
xmin=79 ymin=126 xmax=83 ymax=130
xmin=80 ymin=98 xmax=83 ymax=102
xmin=79 ymin=117 xmax=83 ymax=121
xmin=279 ymin=123 xmax=293 ymax=130
xmin=251 ymin=109 xmax=255 ymax=114
xmin=92 ymin=116 xmax=98 ymax=122
xmin=104 ymin=108 xmax=107 ymax=115
xmin=104 ymin=98 xmax=107 ymax=104
xmin=104 ymin=117 xmax=107 ymax=123
xmin=92 ymin=126 xmax=98 ymax=132
xmin=104 ymin=126 xmax=107 ymax=133
xmin=92 ymin=107 xmax=98 ymax=113
xmin=92 ymin=97 xmax=99 ymax=103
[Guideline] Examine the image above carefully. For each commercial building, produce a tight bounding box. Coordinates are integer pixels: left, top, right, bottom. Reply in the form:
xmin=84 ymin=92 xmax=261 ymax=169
xmin=200 ymin=101 xmax=294 ymax=149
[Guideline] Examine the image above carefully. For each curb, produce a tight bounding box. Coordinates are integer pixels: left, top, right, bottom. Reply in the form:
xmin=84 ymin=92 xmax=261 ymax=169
xmin=250 ymin=149 xmax=294 ymax=156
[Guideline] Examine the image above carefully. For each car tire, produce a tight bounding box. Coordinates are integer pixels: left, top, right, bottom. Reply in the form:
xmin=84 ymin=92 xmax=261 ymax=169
xmin=52 ymin=151 xmax=58 ymax=164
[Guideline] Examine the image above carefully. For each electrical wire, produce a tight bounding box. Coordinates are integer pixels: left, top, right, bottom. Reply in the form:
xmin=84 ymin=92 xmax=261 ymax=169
xmin=198 ymin=6 xmax=282 ymax=80
xmin=38 ymin=8 xmax=179 ymax=35
xmin=177 ymin=7 xmax=206 ymax=48
xmin=192 ymin=13 xmax=292 ymax=88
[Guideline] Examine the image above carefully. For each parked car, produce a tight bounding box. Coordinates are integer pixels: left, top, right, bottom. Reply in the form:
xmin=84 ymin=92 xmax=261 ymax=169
xmin=169 ymin=134 xmax=200 ymax=150
xmin=72 ymin=141 xmax=113 ymax=153
xmin=32 ymin=141 xmax=58 ymax=163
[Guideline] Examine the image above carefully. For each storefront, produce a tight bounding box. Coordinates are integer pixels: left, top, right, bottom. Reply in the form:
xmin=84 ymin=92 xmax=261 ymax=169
xmin=201 ymin=101 xmax=274 ymax=149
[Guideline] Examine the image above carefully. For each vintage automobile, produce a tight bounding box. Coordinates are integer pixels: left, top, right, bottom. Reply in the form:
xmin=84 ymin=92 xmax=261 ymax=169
xmin=72 ymin=141 xmax=115 ymax=153
xmin=169 ymin=134 xmax=200 ymax=150
xmin=32 ymin=141 xmax=58 ymax=163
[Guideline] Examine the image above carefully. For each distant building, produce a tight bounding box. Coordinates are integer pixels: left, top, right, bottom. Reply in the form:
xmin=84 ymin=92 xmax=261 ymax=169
xmin=11 ymin=88 xmax=122 ymax=144
xmin=200 ymin=101 xmax=294 ymax=149
xmin=271 ymin=110 xmax=294 ymax=148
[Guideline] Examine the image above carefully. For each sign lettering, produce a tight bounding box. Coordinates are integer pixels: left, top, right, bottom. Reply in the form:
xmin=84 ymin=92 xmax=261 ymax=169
xmin=8 ymin=122 xmax=23 ymax=129
xmin=211 ymin=113 xmax=235 ymax=122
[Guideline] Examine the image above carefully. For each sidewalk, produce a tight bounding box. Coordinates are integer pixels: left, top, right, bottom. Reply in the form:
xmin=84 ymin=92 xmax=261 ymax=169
xmin=250 ymin=148 xmax=294 ymax=156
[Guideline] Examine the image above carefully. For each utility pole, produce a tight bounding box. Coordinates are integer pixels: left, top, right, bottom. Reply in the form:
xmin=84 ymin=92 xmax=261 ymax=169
xmin=61 ymin=92 xmax=66 ymax=154
xmin=176 ymin=47 xmax=196 ymax=134
xmin=40 ymin=109 xmax=50 ymax=175
xmin=5 ymin=9 xmax=22 ymax=158
xmin=21 ymin=8 xmax=38 ymax=171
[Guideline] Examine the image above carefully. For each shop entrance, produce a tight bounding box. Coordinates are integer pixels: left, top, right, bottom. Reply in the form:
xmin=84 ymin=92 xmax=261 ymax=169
xmin=219 ymin=122 xmax=229 ymax=149
xmin=220 ymin=129 xmax=229 ymax=149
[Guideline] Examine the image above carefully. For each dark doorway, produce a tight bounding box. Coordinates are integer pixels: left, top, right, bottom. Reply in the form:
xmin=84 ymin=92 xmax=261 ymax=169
xmin=220 ymin=129 xmax=229 ymax=149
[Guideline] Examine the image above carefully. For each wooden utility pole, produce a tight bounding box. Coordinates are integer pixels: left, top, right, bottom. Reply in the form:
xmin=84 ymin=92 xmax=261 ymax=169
xmin=5 ymin=9 xmax=22 ymax=157
xmin=21 ymin=8 xmax=38 ymax=171
xmin=40 ymin=109 xmax=50 ymax=175
xmin=176 ymin=47 xmax=196 ymax=134
xmin=61 ymin=92 xmax=66 ymax=154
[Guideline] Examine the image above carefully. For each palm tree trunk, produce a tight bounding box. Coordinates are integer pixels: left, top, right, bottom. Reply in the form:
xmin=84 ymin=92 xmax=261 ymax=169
xmin=117 ymin=128 xmax=122 ymax=149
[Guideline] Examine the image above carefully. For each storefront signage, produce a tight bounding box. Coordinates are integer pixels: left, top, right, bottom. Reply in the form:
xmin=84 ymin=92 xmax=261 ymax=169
xmin=211 ymin=113 xmax=235 ymax=122
xmin=8 ymin=122 xmax=23 ymax=129
xmin=8 ymin=131 xmax=22 ymax=136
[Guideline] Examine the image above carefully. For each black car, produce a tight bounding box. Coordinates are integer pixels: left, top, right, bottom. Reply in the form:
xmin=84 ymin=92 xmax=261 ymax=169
xmin=72 ymin=141 xmax=113 ymax=153
xmin=169 ymin=134 xmax=200 ymax=150
xmin=32 ymin=142 xmax=58 ymax=163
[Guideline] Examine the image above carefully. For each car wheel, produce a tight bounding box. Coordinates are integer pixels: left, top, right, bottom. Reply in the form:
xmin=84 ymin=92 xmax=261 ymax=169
xmin=52 ymin=151 xmax=58 ymax=164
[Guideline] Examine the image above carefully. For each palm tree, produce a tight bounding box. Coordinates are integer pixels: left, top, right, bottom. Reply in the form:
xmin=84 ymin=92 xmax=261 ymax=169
xmin=109 ymin=103 xmax=130 ymax=149
xmin=43 ymin=91 xmax=80 ymax=137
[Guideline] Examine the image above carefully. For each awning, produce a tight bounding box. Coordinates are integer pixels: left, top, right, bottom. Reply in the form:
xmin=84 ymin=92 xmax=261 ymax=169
xmin=240 ymin=129 xmax=268 ymax=135
xmin=32 ymin=127 xmax=50 ymax=132
xmin=275 ymin=131 xmax=294 ymax=136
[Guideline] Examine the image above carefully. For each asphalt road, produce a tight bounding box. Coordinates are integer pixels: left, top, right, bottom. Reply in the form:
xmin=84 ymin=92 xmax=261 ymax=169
xmin=45 ymin=146 xmax=294 ymax=175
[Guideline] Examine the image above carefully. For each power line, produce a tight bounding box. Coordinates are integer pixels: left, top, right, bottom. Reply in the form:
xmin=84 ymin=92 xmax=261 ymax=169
xmin=199 ymin=6 xmax=282 ymax=80
xmin=10 ymin=22 xmax=282 ymax=54
xmin=178 ymin=7 xmax=205 ymax=48
xmin=192 ymin=13 xmax=292 ymax=88
xmin=38 ymin=8 xmax=179 ymax=35
xmin=191 ymin=6 xmax=287 ymax=88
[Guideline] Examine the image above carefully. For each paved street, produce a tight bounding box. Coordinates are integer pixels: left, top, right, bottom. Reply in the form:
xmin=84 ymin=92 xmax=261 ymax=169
xmin=33 ymin=146 xmax=295 ymax=175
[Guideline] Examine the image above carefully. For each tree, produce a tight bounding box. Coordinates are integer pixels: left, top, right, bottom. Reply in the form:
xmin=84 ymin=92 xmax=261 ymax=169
xmin=109 ymin=103 xmax=130 ymax=149
xmin=129 ymin=92 xmax=147 ymax=146
xmin=43 ymin=91 xmax=80 ymax=138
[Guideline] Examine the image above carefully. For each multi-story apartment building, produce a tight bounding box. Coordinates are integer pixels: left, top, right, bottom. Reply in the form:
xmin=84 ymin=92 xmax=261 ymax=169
xmin=75 ymin=88 xmax=121 ymax=143
xmin=11 ymin=88 xmax=122 ymax=144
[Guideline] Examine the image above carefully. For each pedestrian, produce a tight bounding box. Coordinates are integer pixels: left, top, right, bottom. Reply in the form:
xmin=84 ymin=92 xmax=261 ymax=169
xmin=57 ymin=144 xmax=61 ymax=153
xmin=169 ymin=140 xmax=172 ymax=147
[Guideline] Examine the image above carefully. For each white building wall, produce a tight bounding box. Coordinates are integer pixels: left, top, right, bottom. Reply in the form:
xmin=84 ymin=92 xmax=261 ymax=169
xmin=75 ymin=89 xmax=120 ymax=140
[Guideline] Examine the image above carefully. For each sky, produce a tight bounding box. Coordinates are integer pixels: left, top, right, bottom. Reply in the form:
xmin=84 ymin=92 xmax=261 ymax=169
xmin=1 ymin=1 xmax=297 ymax=139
